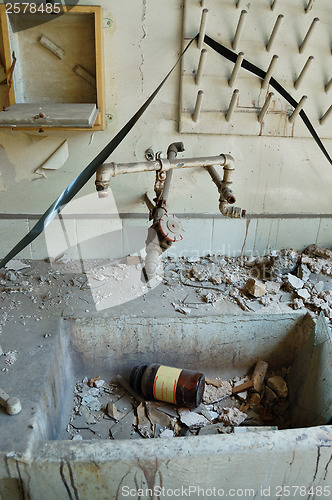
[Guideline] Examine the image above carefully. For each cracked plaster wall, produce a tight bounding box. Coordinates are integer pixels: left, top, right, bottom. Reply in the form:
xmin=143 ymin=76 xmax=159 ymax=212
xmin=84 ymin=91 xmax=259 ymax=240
xmin=0 ymin=0 xmax=331 ymax=260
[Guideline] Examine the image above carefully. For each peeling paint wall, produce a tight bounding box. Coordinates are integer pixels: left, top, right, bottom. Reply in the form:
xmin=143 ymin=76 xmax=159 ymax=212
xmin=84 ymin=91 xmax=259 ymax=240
xmin=0 ymin=0 xmax=331 ymax=260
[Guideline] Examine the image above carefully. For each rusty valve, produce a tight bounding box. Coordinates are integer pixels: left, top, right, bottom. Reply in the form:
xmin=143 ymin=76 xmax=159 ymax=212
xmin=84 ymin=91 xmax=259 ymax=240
xmin=158 ymin=213 xmax=184 ymax=242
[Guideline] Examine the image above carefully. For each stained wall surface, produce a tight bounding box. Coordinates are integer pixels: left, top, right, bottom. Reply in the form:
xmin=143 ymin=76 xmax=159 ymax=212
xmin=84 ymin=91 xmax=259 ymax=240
xmin=0 ymin=0 xmax=331 ymax=260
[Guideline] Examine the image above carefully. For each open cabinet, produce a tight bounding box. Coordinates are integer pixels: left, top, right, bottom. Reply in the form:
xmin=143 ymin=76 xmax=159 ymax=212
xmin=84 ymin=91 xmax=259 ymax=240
xmin=0 ymin=4 xmax=105 ymax=130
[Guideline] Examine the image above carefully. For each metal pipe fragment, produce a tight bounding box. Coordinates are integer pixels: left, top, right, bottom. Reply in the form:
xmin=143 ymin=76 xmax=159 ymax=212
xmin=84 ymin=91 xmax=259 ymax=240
xmin=232 ymin=10 xmax=247 ymax=51
xmin=261 ymin=55 xmax=278 ymax=89
xmin=319 ymin=105 xmax=332 ymax=125
xmin=195 ymin=49 xmax=207 ymax=86
xmin=225 ymin=89 xmax=239 ymax=122
xmin=228 ymin=52 xmax=244 ymax=87
xmin=266 ymin=15 xmax=284 ymax=52
xmin=197 ymin=9 xmax=209 ymax=50
xmin=193 ymin=90 xmax=204 ymax=122
xmin=294 ymin=56 xmax=314 ymax=90
xmin=289 ymin=95 xmax=307 ymax=123
xmin=271 ymin=0 xmax=278 ymax=10
xmin=299 ymin=17 xmax=319 ymax=53
xmin=258 ymin=92 xmax=274 ymax=123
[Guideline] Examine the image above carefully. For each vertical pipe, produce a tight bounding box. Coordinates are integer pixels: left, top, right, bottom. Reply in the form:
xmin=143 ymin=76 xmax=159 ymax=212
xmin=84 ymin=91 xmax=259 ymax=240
xmin=294 ymin=56 xmax=314 ymax=90
xmin=197 ymin=9 xmax=209 ymax=50
xmin=225 ymin=89 xmax=239 ymax=122
xmin=305 ymin=0 xmax=314 ymax=13
xmin=271 ymin=0 xmax=278 ymax=10
xmin=266 ymin=15 xmax=284 ymax=52
xmin=232 ymin=10 xmax=247 ymax=51
xmin=195 ymin=48 xmax=207 ymax=86
xmin=299 ymin=17 xmax=319 ymax=53
xmin=200 ymin=0 xmax=206 ymax=6
xmin=324 ymin=77 xmax=332 ymax=93
xmin=258 ymin=92 xmax=274 ymax=122
xmin=193 ymin=90 xmax=204 ymax=122
xmin=319 ymin=105 xmax=332 ymax=125
xmin=261 ymin=54 xmax=278 ymax=89
xmin=289 ymin=95 xmax=307 ymax=123
xmin=236 ymin=0 xmax=241 ymax=8
xmin=228 ymin=52 xmax=244 ymax=87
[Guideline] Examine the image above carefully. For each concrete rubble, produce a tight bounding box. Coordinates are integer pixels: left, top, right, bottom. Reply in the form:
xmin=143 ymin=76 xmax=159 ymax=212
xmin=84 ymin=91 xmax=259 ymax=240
xmin=65 ymin=360 xmax=290 ymax=440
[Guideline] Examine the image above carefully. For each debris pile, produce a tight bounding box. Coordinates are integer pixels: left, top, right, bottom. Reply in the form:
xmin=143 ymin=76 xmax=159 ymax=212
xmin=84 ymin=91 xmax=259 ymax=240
xmin=165 ymin=244 xmax=332 ymax=327
xmin=66 ymin=361 xmax=289 ymax=440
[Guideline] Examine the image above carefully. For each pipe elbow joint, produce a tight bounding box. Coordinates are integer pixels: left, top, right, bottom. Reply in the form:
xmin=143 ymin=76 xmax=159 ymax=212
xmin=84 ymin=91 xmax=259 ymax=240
xmin=95 ymin=163 xmax=115 ymax=197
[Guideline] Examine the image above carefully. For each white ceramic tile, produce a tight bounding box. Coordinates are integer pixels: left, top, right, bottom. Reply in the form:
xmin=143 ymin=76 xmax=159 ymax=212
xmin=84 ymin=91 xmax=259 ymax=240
xmin=316 ymin=218 xmax=332 ymax=248
xmin=212 ymin=218 xmax=257 ymax=257
xmin=32 ymin=217 xmax=78 ymax=260
xmin=122 ymin=217 xmax=149 ymax=258
xmin=0 ymin=219 xmax=32 ymax=260
xmin=275 ymin=218 xmax=320 ymax=251
xmin=165 ymin=218 xmax=213 ymax=258
xmin=75 ymin=218 xmax=123 ymax=260
xmin=253 ymin=219 xmax=280 ymax=256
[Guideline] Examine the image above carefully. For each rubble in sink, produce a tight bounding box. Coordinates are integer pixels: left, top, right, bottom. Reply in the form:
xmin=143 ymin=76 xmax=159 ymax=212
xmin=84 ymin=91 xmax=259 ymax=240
xmin=66 ymin=361 xmax=291 ymax=440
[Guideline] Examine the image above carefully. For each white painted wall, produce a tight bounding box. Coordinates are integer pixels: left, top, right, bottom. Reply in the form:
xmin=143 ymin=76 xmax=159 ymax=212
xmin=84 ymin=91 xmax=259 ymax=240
xmin=0 ymin=0 xmax=331 ymax=260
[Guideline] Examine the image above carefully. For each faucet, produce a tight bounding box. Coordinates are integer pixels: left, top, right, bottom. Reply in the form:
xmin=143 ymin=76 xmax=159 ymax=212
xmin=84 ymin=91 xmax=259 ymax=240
xmin=95 ymin=146 xmax=245 ymax=278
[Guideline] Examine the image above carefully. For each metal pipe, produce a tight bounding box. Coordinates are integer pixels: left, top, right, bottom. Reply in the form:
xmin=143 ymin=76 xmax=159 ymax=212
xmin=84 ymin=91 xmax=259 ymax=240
xmin=205 ymin=162 xmax=246 ymax=218
xmin=271 ymin=0 xmax=278 ymax=11
xmin=261 ymin=55 xmax=278 ymax=89
xmin=162 ymin=142 xmax=185 ymax=201
xmin=228 ymin=52 xmax=244 ymax=87
xmin=324 ymin=77 xmax=332 ymax=93
xmin=299 ymin=17 xmax=319 ymax=53
xmin=232 ymin=10 xmax=247 ymax=51
xmin=258 ymin=92 xmax=274 ymax=123
xmin=195 ymin=49 xmax=207 ymax=86
xmin=294 ymin=56 xmax=314 ymax=90
xmin=319 ymin=105 xmax=332 ymax=125
xmin=289 ymin=95 xmax=307 ymax=123
xmin=266 ymin=15 xmax=284 ymax=52
xmin=193 ymin=90 xmax=204 ymax=122
xmin=226 ymin=89 xmax=239 ymax=122
xmin=96 ymin=155 xmax=231 ymax=195
xmin=197 ymin=9 xmax=209 ymax=50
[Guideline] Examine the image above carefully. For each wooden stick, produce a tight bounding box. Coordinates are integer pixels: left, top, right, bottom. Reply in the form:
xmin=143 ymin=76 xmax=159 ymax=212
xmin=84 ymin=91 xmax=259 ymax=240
xmin=252 ymin=360 xmax=268 ymax=392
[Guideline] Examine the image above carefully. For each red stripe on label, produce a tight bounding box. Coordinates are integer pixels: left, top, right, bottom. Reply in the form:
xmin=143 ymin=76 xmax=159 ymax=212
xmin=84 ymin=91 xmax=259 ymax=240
xmin=153 ymin=375 xmax=158 ymax=399
xmin=173 ymin=379 xmax=177 ymax=404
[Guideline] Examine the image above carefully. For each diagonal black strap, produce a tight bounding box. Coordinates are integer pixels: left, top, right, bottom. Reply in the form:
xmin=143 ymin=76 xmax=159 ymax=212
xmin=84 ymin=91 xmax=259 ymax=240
xmin=204 ymin=34 xmax=332 ymax=166
xmin=0 ymin=38 xmax=194 ymax=269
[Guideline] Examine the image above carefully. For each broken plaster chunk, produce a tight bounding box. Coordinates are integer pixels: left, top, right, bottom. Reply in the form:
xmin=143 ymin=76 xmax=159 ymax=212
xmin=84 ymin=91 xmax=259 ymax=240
xmin=159 ymin=428 xmax=174 ymax=439
xmin=218 ymin=407 xmax=247 ymax=426
xmin=296 ymin=288 xmax=311 ymax=301
xmin=285 ymin=273 xmax=304 ymax=291
xmin=171 ymin=302 xmax=191 ymax=315
xmin=178 ymin=408 xmax=209 ymax=429
xmin=205 ymin=377 xmax=223 ymax=388
xmin=5 ymin=260 xmax=30 ymax=271
xmin=136 ymin=402 xmax=153 ymax=438
xmin=252 ymin=360 xmax=269 ymax=393
xmin=145 ymin=401 xmax=175 ymax=429
xmin=107 ymin=402 xmax=125 ymax=421
xmin=203 ymin=381 xmax=232 ymax=404
xmin=267 ymin=376 xmax=288 ymax=398
xmin=245 ymin=278 xmax=267 ymax=298
xmin=292 ymin=298 xmax=305 ymax=310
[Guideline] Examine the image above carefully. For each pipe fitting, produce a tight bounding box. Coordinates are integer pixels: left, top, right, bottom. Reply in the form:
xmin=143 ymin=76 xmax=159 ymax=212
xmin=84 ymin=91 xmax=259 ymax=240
xmin=95 ymin=163 xmax=116 ymax=197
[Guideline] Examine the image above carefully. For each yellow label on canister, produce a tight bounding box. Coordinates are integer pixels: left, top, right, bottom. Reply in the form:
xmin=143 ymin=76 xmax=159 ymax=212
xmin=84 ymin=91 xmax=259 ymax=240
xmin=153 ymin=365 xmax=182 ymax=404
